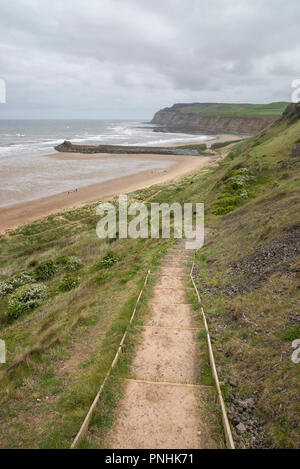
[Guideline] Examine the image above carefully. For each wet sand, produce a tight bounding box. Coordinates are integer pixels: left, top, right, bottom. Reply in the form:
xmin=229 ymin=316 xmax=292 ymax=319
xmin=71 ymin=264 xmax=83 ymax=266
xmin=0 ymin=152 xmax=212 ymax=232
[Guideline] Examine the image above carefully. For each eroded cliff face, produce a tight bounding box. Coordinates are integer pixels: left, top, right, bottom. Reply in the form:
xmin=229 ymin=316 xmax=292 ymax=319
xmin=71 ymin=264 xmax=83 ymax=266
xmin=151 ymin=106 xmax=280 ymax=134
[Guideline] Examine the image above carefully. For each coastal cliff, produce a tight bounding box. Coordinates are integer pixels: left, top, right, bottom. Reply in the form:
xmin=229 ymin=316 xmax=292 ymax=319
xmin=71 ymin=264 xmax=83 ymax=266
xmin=151 ymin=102 xmax=288 ymax=134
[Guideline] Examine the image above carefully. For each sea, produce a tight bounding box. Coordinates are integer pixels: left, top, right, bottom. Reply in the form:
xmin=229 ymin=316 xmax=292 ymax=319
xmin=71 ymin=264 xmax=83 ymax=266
xmin=0 ymin=120 xmax=213 ymax=208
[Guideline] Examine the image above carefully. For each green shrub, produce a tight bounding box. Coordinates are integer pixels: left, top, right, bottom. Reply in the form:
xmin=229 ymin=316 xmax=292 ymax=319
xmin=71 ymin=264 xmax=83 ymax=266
xmin=93 ymin=251 xmax=120 ymax=270
xmin=214 ymin=206 xmax=236 ymax=215
xmin=6 ymin=283 xmax=47 ymax=319
xmin=64 ymin=256 xmax=83 ymax=272
xmin=224 ymin=168 xmax=253 ymax=190
xmin=0 ymin=280 xmax=14 ymax=296
xmin=0 ymin=271 xmax=34 ymax=297
xmin=13 ymin=271 xmax=34 ymax=286
xmin=214 ymin=167 xmax=254 ymax=215
xmin=59 ymin=275 xmax=80 ymax=292
xmin=212 ymin=165 xmax=256 ymax=215
xmin=215 ymin=196 xmax=242 ymax=207
xmin=35 ymin=261 xmax=58 ymax=281
xmin=55 ymin=255 xmax=69 ymax=265
xmin=101 ymin=251 xmax=120 ymax=268
xmin=55 ymin=255 xmax=83 ymax=272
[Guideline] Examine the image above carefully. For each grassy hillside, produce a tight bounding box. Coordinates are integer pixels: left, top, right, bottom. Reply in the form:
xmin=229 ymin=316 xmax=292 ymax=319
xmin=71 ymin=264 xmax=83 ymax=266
xmin=0 ymin=213 xmax=176 ymax=448
xmin=175 ymin=102 xmax=289 ymax=117
xmin=190 ymin=110 xmax=300 ymax=448
xmin=0 ymin=105 xmax=299 ymax=448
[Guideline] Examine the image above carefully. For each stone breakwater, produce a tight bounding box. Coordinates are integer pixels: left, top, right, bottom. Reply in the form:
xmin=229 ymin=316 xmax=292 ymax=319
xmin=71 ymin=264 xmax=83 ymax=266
xmin=54 ymin=140 xmax=205 ymax=156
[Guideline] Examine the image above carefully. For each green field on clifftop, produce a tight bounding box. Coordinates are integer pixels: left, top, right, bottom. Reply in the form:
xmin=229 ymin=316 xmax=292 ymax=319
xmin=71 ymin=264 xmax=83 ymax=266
xmin=175 ymin=102 xmax=289 ymax=117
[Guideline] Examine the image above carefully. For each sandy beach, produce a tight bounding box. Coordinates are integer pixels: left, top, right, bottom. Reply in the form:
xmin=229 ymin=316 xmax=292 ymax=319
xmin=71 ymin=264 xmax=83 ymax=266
xmin=171 ymin=133 xmax=247 ymax=148
xmin=205 ymin=133 xmax=247 ymax=147
xmin=0 ymin=151 xmax=212 ymax=232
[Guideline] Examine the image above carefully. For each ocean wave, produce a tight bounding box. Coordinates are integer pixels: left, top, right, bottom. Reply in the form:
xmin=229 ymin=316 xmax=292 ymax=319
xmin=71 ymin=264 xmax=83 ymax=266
xmin=2 ymin=133 xmax=26 ymax=137
xmin=40 ymin=139 xmax=65 ymax=146
xmin=0 ymin=143 xmax=26 ymax=152
xmin=133 ymin=135 xmax=213 ymax=146
xmin=0 ymin=121 xmax=214 ymax=160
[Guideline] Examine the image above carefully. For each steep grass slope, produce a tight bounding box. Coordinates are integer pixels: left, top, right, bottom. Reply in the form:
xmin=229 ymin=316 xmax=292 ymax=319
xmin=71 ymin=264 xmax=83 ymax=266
xmin=0 ymin=210 xmax=175 ymax=448
xmin=190 ymin=105 xmax=300 ymax=448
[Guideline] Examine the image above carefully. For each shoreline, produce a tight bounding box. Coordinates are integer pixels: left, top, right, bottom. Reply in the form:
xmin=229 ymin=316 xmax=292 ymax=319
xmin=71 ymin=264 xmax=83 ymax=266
xmin=170 ymin=133 xmax=248 ymax=148
xmin=0 ymin=152 xmax=213 ymax=232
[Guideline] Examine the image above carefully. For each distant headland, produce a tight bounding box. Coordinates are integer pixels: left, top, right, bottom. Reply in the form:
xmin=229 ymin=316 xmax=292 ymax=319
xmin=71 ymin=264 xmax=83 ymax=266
xmin=151 ymin=102 xmax=289 ymax=134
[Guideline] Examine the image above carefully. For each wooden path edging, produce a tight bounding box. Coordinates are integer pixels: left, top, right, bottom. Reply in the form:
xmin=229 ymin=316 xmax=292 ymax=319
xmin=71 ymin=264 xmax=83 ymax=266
xmin=70 ymin=253 xmax=235 ymax=449
xmin=70 ymin=270 xmax=151 ymax=449
xmin=190 ymin=262 xmax=235 ymax=450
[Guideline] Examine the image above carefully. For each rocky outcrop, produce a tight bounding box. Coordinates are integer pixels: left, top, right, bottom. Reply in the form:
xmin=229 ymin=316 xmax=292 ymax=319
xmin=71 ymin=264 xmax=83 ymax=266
xmin=282 ymin=101 xmax=300 ymax=118
xmin=54 ymin=140 xmax=204 ymax=156
xmin=151 ymin=103 xmax=284 ymax=134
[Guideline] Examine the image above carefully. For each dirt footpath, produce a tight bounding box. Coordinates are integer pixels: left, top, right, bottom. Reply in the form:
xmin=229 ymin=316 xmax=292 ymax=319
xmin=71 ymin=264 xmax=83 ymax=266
xmin=105 ymin=244 xmax=215 ymax=449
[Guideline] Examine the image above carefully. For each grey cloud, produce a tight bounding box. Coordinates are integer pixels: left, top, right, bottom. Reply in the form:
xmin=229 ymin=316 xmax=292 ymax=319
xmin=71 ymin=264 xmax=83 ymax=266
xmin=0 ymin=0 xmax=299 ymax=118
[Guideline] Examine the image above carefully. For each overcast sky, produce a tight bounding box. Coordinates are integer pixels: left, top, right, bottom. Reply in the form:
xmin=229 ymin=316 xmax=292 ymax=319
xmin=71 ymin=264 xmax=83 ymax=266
xmin=0 ymin=0 xmax=300 ymax=119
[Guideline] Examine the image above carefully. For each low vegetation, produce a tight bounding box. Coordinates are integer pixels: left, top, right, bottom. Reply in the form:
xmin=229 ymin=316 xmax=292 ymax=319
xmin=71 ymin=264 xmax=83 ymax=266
xmin=59 ymin=275 xmax=80 ymax=293
xmin=211 ymin=139 xmax=243 ymax=150
xmin=179 ymin=143 xmax=207 ymax=151
xmin=0 ymin=208 xmax=174 ymax=448
xmin=7 ymin=284 xmax=47 ymax=319
xmin=35 ymin=260 xmax=58 ymax=281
